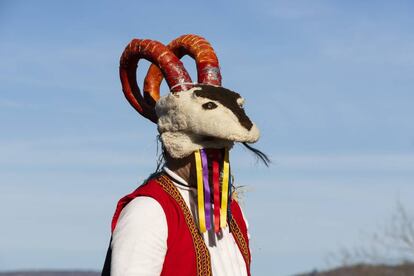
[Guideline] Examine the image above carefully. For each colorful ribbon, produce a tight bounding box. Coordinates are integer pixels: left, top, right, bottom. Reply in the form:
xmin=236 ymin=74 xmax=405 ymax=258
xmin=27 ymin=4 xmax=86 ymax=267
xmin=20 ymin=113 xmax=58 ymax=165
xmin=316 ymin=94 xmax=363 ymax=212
xmin=212 ymin=150 xmax=221 ymax=233
xmin=195 ymin=148 xmax=231 ymax=232
xmin=200 ymin=149 xmax=212 ymax=231
xmin=194 ymin=150 xmax=206 ymax=233
xmin=220 ymin=148 xmax=230 ymax=228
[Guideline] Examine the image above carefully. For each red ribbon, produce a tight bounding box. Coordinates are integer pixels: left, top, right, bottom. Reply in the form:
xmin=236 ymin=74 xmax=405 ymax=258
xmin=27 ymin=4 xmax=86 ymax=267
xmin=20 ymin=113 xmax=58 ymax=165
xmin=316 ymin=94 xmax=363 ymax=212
xmin=212 ymin=150 xmax=221 ymax=233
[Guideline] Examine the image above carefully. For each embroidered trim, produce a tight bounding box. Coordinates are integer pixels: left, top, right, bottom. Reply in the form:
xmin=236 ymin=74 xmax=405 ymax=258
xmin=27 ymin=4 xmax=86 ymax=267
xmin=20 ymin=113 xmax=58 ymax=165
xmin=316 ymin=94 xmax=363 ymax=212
xmin=156 ymin=174 xmax=212 ymax=276
xmin=230 ymin=217 xmax=251 ymax=268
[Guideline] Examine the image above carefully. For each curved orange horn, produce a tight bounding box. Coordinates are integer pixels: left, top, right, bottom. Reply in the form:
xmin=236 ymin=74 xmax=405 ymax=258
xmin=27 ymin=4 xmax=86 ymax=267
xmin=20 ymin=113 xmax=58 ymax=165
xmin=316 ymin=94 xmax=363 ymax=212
xmin=143 ymin=34 xmax=222 ymax=104
xmin=120 ymin=39 xmax=193 ymax=123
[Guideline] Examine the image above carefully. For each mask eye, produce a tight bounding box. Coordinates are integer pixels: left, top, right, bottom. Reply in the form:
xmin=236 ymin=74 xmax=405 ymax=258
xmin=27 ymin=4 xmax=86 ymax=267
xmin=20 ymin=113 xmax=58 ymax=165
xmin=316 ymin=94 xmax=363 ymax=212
xmin=202 ymin=101 xmax=218 ymax=110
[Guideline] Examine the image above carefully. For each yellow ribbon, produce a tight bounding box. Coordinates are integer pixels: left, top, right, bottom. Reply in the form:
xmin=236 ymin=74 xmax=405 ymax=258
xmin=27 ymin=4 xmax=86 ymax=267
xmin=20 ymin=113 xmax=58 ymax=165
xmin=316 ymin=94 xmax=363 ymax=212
xmin=220 ymin=148 xmax=230 ymax=228
xmin=195 ymin=150 xmax=207 ymax=233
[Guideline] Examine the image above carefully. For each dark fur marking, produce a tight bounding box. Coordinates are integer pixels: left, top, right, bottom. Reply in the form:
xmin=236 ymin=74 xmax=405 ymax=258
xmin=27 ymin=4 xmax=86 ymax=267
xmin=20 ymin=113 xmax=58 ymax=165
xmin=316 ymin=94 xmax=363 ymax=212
xmin=194 ymin=85 xmax=253 ymax=130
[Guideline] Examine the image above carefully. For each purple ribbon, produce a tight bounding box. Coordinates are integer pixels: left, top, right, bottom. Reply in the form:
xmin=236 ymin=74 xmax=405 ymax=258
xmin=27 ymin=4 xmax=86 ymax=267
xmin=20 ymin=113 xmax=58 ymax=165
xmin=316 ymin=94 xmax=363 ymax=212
xmin=200 ymin=149 xmax=212 ymax=230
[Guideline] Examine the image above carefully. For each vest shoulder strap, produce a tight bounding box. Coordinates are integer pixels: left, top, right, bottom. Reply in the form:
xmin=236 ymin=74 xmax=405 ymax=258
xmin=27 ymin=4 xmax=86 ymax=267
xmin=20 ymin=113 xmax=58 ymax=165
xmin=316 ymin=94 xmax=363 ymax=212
xmin=230 ymin=199 xmax=252 ymax=275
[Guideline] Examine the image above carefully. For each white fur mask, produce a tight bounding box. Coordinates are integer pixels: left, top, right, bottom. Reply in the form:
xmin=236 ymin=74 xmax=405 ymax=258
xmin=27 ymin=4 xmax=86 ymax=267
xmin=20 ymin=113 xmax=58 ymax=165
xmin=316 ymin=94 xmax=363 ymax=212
xmin=155 ymin=85 xmax=260 ymax=158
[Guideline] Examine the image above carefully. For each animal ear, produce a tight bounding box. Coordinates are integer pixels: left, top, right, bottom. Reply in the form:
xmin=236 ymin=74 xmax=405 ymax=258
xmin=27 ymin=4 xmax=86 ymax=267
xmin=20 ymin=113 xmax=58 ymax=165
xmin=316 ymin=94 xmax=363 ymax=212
xmin=237 ymin=97 xmax=245 ymax=107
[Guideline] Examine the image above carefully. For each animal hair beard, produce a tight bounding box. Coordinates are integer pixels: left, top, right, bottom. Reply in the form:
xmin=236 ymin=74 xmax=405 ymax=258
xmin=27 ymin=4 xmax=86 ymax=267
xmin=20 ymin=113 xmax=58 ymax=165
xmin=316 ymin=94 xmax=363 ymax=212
xmin=160 ymin=132 xmax=234 ymax=159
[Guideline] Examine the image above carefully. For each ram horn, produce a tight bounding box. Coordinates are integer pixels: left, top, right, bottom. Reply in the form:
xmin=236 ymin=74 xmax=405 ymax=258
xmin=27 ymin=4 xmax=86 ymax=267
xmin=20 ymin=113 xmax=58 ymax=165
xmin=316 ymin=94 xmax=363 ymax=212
xmin=143 ymin=34 xmax=222 ymax=104
xmin=119 ymin=39 xmax=193 ymax=123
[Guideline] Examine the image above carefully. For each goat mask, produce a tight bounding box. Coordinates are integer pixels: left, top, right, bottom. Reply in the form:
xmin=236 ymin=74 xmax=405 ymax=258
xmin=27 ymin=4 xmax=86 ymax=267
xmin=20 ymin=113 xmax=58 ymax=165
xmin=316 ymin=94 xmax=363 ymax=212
xmin=119 ymin=34 xmax=260 ymax=159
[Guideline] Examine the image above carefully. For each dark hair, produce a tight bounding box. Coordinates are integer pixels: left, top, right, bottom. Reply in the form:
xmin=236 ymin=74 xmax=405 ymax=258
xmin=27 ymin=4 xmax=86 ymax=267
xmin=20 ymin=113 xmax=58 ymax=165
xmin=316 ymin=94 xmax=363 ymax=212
xmin=242 ymin=142 xmax=271 ymax=166
xmin=143 ymin=136 xmax=166 ymax=182
xmin=155 ymin=135 xmax=167 ymax=173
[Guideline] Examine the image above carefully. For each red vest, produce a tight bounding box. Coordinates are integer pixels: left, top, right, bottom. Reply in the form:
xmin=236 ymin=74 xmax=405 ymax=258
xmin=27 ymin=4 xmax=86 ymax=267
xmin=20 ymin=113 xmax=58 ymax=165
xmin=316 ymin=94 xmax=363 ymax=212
xmin=108 ymin=174 xmax=251 ymax=276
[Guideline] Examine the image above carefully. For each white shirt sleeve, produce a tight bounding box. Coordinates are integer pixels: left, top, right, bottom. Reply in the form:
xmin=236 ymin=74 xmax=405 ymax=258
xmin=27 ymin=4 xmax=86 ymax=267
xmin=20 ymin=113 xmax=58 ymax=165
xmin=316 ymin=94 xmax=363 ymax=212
xmin=110 ymin=196 xmax=168 ymax=276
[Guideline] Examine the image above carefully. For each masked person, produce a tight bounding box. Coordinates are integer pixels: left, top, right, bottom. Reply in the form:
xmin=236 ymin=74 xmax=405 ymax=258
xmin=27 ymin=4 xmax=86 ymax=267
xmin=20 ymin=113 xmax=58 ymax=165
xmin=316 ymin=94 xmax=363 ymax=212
xmin=102 ymin=34 xmax=268 ymax=276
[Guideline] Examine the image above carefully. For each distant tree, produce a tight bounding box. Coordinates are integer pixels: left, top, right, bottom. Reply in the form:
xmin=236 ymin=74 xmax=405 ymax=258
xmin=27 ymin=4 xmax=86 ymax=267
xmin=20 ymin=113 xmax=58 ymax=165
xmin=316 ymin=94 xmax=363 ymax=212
xmin=328 ymin=201 xmax=414 ymax=266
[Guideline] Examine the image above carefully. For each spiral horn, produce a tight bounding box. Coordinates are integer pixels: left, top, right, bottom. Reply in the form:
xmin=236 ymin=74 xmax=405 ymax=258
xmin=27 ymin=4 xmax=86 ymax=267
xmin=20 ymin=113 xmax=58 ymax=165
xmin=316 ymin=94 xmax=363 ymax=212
xmin=143 ymin=34 xmax=222 ymax=104
xmin=119 ymin=39 xmax=193 ymax=123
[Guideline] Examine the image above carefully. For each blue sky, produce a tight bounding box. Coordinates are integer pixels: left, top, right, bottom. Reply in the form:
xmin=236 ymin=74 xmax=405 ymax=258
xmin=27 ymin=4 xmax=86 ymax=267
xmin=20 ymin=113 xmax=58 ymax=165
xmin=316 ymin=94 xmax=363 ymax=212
xmin=1 ymin=0 xmax=414 ymax=275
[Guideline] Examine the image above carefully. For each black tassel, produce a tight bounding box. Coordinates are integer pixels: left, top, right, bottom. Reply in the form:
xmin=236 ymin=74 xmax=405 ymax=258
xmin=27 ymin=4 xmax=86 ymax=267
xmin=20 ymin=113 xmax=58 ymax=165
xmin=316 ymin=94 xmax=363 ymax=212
xmin=242 ymin=142 xmax=271 ymax=166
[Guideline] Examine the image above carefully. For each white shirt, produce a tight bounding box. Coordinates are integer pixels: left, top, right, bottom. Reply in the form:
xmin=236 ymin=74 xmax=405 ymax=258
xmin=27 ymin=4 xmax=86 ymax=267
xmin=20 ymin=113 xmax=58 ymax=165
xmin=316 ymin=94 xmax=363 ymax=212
xmin=111 ymin=168 xmax=249 ymax=276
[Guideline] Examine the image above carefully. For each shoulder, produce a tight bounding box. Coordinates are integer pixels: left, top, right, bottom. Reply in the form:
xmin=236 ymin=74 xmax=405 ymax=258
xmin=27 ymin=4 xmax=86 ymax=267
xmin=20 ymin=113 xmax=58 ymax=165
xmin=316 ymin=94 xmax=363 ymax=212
xmin=119 ymin=197 xmax=165 ymax=223
xmin=231 ymin=199 xmax=251 ymax=238
xmin=111 ymin=175 xmax=167 ymax=232
xmin=232 ymin=199 xmax=249 ymax=228
xmin=113 ymin=196 xmax=167 ymax=238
